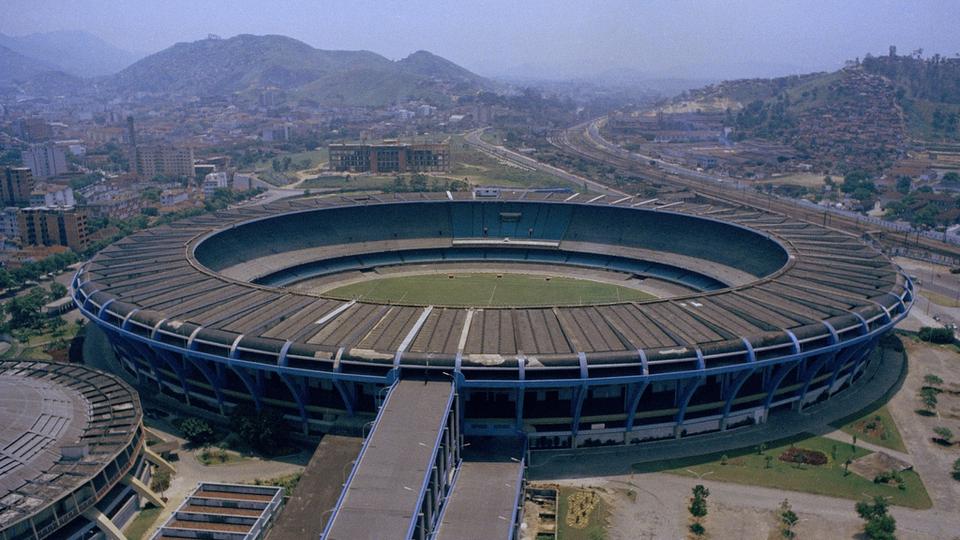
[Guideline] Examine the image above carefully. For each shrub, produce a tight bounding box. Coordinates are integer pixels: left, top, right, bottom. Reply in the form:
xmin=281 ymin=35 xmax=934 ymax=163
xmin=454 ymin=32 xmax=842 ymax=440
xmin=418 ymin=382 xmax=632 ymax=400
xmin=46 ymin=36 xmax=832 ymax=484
xmin=229 ymin=405 xmax=292 ymax=456
xmin=179 ymin=417 xmax=215 ymax=445
xmin=918 ymin=326 xmax=955 ymax=344
xmin=779 ymin=446 xmax=828 ymax=466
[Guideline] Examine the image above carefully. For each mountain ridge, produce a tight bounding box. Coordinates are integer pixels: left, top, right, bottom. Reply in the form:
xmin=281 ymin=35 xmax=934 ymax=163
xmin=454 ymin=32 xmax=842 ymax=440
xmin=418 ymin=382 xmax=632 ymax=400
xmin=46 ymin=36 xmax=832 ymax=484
xmin=0 ymin=30 xmax=142 ymax=77
xmin=104 ymin=34 xmax=495 ymax=106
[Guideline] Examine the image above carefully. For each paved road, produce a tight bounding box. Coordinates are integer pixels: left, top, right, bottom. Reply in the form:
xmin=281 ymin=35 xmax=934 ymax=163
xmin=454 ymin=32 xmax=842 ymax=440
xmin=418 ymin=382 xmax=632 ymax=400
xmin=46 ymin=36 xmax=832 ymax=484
xmin=887 ymin=340 xmax=960 ymax=518
xmin=557 ymin=470 xmax=957 ymax=540
xmin=822 ymin=429 xmax=912 ymax=464
xmin=464 ymin=128 xmax=626 ymax=197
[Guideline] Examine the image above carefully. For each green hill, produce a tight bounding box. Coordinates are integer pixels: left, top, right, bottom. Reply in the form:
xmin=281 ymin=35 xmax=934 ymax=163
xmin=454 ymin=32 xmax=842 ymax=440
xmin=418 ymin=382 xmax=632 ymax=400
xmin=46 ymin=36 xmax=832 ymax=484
xmin=105 ymin=34 xmax=494 ymax=106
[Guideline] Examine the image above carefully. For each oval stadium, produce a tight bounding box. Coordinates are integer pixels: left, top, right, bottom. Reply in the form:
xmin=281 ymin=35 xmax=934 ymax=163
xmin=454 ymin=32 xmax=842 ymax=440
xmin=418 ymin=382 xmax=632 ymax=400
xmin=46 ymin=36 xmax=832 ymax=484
xmin=72 ymin=190 xmax=913 ymax=449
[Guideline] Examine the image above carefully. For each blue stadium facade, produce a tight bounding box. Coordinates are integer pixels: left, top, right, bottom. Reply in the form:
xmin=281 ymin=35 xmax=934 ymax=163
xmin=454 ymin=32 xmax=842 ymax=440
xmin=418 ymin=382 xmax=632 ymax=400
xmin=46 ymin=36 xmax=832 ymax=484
xmin=74 ymin=192 xmax=912 ymax=448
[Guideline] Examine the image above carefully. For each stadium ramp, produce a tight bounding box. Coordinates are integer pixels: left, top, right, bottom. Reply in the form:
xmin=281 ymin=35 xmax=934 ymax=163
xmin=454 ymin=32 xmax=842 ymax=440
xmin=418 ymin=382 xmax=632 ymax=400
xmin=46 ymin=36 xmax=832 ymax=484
xmin=321 ymin=380 xmax=527 ymax=540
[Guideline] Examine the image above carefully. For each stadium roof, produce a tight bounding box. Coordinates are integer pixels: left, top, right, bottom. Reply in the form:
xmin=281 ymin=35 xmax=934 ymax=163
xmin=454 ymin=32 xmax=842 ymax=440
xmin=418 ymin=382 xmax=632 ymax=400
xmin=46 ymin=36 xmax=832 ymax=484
xmin=76 ymin=191 xmax=909 ymax=375
xmin=0 ymin=361 xmax=141 ymax=531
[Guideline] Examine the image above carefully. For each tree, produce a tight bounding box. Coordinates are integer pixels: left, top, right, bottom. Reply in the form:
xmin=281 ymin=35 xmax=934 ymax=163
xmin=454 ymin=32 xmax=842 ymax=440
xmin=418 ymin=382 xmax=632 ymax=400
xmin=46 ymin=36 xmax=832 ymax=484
xmin=952 ymin=457 xmax=960 ymax=480
xmin=856 ymin=496 xmax=896 ymax=540
xmin=179 ymin=417 xmax=215 ymax=446
xmin=779 ymin=499 xmax=798 ymax=539
xmin=896 ymin=176 xmax=912 ymax=194
xmin=49 ymin=282 xmax=67 ymax=299
xmin=5 ymin=288 xmax=49 ymax=330
xmin=923 ymin=374 xmax=944 ymax=387
xmin=0 ymin=269 xmax=16 ymax=290
xmin=933 ymin=426 xmax=953 ymax=445
xmin=49 ymin=316 xmax=66 ymax=337
xmin=689 ymin=484 xmax=710 ymax=518
xmin=229 ymin=404 xmax=290 ymax=455
xmin=919 ymin=386 xmax=939 ymax=412
xmin=689 ymin=522 xmax=705 ymax=537
xmin=150 ymin=467 xmax=171 ymax=500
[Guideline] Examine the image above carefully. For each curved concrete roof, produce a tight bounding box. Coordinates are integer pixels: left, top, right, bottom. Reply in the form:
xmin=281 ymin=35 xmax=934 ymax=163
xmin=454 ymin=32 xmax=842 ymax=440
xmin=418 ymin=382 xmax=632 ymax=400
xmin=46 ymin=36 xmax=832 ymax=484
xmin=76 ymin=191 xmax=909 ymax=376
xmin=0 ymin=361 xmax=142 ymax=532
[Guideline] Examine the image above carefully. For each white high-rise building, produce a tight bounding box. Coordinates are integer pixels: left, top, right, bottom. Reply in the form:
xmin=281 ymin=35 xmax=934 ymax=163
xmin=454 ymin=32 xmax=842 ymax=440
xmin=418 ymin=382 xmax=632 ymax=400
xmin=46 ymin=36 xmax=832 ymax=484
xmin=23 ymin=143 xmax=68 ymax=179
xmin=202 ymin=172 xmax=229 ymax=198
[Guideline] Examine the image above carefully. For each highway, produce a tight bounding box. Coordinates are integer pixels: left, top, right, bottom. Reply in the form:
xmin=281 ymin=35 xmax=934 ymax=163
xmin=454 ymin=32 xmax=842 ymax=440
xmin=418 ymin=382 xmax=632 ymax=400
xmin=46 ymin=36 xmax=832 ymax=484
xmin=463 ymin=128 xmax=627 ymax=197
xmin=547 ymin=117 xmax=960 ymax=262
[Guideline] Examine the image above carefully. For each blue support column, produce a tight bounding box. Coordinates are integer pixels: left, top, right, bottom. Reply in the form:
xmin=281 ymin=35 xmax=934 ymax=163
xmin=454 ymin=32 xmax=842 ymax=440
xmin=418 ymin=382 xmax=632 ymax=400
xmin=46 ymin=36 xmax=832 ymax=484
xmin=185 ymin=356 xmax=226 ymax=414
xmin=719 ymin=343 xmax=755 ymax=430
xmin=185 ymin=327 xmax=226 ymax=414
xmin=719 ymin=369 xmax=755 ymax=429
xmin=127 ymin=338 xmax=164 ymax=392
xmin=623 ymin=380 xmax=649 ymax=433
xmin=515 ymin=355 xmax=526 ymax=431
xmin=762 ymin=360 xmax=801 ymax=410
xmin=278 ymin=341 xmax=310 ymax=434
xmin=847 ymin=338 xmax=878 ymax=384
xmin=674 ymin=375 xmax=704 ymax=437
xmin=331 ymin=348 xmax=356 ymax=416
xmin=228 ymin=336 xmax=263 ymax=411
xmin=794 ymin=352 xmax=834 ymax=411
xmin=155 ymin=348 xmax=193 ymax=406
xmin=570 ymin=353 xmax=588 ymax=443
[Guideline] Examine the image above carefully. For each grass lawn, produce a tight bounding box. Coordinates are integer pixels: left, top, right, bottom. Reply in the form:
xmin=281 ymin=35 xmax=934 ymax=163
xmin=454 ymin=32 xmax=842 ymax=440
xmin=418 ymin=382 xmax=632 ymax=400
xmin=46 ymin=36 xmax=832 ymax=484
xmin=2 ymin=323 xmax=81 ymax=361
xmin=324 ymin=273 xmax=655 ymax=307
xmin=253 ymin=148 xmax=328 ymax=172
xmin=919 ymin=289 xmax=960 ymax=308
xmin=641 ymin=435 xmax=930 ymax=509
xmin=556 ymin=486 xmax=609 ymax=540
xmin=123 ymin=505 xmax=162 ymax=540
xmin=247 ymin=472 xmax=303 ymax=497
xmin=833 ymin=404 xmax=907 ymax=453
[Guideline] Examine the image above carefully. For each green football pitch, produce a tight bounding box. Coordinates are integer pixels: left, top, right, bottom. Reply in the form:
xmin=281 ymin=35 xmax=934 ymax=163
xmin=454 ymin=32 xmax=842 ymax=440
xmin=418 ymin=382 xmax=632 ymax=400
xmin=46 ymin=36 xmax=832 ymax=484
xmin=322 ymin=273 xmax=656 ymax=306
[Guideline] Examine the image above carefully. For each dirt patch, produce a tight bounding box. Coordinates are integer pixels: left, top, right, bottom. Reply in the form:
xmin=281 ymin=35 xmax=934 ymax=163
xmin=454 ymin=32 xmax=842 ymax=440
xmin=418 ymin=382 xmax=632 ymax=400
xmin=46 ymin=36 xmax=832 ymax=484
xmin=565 ymin=489 xmax=600 ymax=529
xmin=848 ymin=452 xmax=913 ymax=481
xmin=850 ymin=415 xmax=891 ymax=440
xmin=778 ymin=447 xmax=828 ymax=466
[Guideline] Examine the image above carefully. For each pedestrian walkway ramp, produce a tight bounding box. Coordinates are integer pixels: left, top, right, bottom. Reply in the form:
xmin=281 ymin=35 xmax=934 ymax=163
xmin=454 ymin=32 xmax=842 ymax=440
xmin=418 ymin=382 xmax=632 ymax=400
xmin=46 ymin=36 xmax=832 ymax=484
xmin=435 ymin=437 xmax=526 ymax=540
xmin=322 ymin=380 xmax=459 ymax=540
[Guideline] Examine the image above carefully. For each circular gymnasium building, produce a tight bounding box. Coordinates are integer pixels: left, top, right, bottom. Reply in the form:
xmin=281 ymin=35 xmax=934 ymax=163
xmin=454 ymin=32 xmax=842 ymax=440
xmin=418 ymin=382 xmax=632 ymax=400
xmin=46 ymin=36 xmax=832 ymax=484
xmin=73 ymin=190 xmax=912 ymax=448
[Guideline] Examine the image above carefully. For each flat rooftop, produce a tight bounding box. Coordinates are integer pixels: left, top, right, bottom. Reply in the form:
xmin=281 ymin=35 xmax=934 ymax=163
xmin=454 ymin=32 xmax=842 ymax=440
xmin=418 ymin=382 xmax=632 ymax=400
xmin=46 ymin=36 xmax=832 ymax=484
xmin=435 ymin=460 xmax=523 ymax=540
xmin=324 ymin=381 xmax=454 ymax=540
xmin=267 ymin=435 xmax=363 ymax=539
xmin=152 ymin=482 xmax=283 ymax=540
xmin=436 ymin=437 xmax=525 ymax=540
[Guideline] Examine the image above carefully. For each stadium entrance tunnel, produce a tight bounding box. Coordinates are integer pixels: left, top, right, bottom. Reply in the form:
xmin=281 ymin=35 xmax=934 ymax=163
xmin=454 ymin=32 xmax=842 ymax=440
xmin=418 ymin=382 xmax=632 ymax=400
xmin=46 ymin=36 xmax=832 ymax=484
xmin=76 ymin=192 xmax=913 ymax=452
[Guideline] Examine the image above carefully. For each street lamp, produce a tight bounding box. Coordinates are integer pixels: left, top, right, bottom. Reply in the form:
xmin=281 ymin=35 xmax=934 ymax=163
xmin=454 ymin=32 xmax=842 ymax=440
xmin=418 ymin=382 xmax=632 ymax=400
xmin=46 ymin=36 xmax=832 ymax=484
xmin=684 ymin=469 xmax=714 ymax=480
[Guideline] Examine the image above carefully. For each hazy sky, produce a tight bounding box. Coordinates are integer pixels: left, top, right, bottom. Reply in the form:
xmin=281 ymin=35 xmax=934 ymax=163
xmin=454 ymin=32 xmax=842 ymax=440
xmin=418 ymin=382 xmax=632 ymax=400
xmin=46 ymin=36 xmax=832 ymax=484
xmin=2 ymin=0 xmax=959 ymax=80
